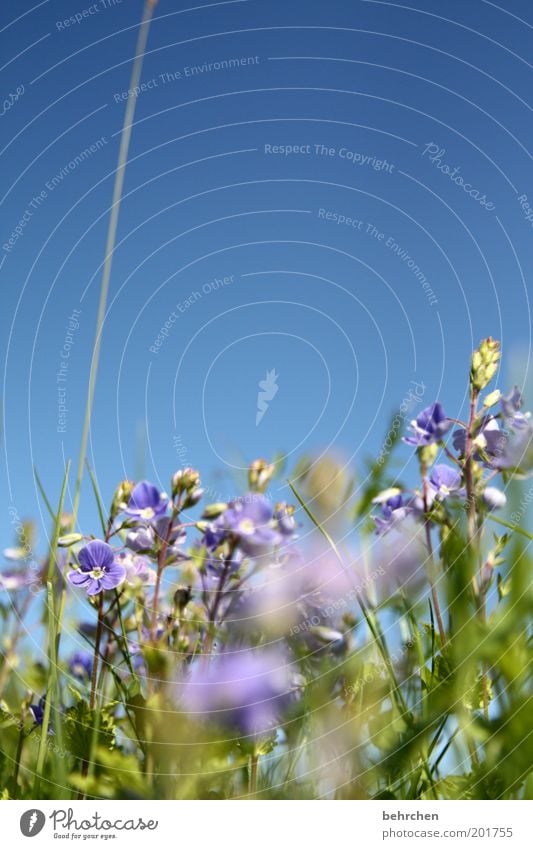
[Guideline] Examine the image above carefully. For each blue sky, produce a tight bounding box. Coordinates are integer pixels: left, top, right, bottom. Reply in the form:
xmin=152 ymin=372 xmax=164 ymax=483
xmin=1 ymin=0 xmax=532 ymax=545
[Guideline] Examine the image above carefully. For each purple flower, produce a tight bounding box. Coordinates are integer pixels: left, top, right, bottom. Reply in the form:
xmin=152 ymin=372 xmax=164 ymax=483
xmin=118 ymin=552 xmax=156 ymax=587
xmin=67 ymin=540 xmax=126 ymax=596
xmin=29 ymin=696 xmax=46 ymax=726
xmin=274 ymin=502 xmax=297 ymax=537
xmin=404 ymin=402 xmax=451 ymax=447
xmin=501 ymin=386 xmax=530 ymax=430
xmin=217 ymin=494 xmax=282 ymax=555
xmin=373 ymin=492 xmax=409 ymax=535
xmin=180 ymin=649 xmax=294 ymax=738
xmin=491 ymin=422 xmax=533 ymax=475
xmin=482 ymin=487 xmax=507 ymax=510
xmin=125 ymin=525 xmax=155 ymax=553
xmin=452 ymin=417 xmax=505 ymax=463
xmin=0 ymin=570 xmax=28 ymax=591
xmin=153 ymin=517 xmax=187 ymax=559
xmin=125 ymin=517 xmax=186 ymax=559
xmin=428 ymin=464 xmax=463 ymax=500
xmin=68 ymin=651 xmax=92 ymax=680
xmin=124 ymin=481 xmax=168 ymax=521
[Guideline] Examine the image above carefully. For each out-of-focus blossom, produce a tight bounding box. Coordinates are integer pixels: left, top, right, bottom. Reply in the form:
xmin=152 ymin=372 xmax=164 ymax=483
xmin=491 ymin=422 xmax=533 ymax=476
xmin=0 ymin=570 xmax=28 ymax=591
xmin=117 ymin=552 xmax=156 ymax=587
xmin=125 ymin=517 xmax=186 ymax=559
xmin=404 ymin=403 xmax=451 ymax=447
xmin=373 ymin=493 xmax=410 ymax=535
xmin=180 ymin=648 xmax=294 ymax=738
xmin=68 ymin=651 xmax=93 ymax=680
xmin=274 ymin=502 xmax=297 ymax=537
xmin=29 ymin=696 xmax=46 ymax=726
xmin=482 ymin=487 xmax=507 ymax=510
xmin=152 ymin=517 xmax=187 ymax=559
xmin=428 ymin=464 xmax=464 ymax=500
xmin=217 ymin=494 xmax=282 ymax=555
xmin=67 ymin=540 xmax=126 ymax=596
xmin=124 ymin=481 xmax=168 ymax=521
xmin=375 ymin=519 xmax=428 ymax=599
xmin=125 ymin=525 xmax=155 ymax=553
xmin=453 ymin=417 xmax=505 ymax=463
xmin=501 ymin=386 xmax=531 ymax=430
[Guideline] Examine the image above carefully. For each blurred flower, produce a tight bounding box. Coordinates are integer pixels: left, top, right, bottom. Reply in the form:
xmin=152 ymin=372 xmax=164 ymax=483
xmin=68 ymin=651 xmax=92 ymax=680
xmin=197 ymin=534 xmax=243 ymax=578
xmin=152 ymin=517 xmax=187 ymax=559
xmin=453 ymin=417 xmax=505 ymax=463
xmin=67 ymin=540 xmax=126 ymax=596
xmin=180 ymin=648 xmax=294 ymax=737
xmin=501 ymin=386 xmax=530 ymax=429
xmin=428 ymin=464 xmax=463 ymax=500
xmin=491 ymin=422 xmax=533 ymax=476
xmin=274 ymin=502 xmax=297 ymax=537
xmin=217 ymin=494 xmax=282 ymax=555
xmin=404 ymin=402 xmax=451 ymax=447
xmin=482 ymin=487 xmax=507 ymax=510
xmin=29 ymin=696 xmax=46 ymax=726
xmin=125 ymin=525 xmax=155 ymax=553
xmin=124 ymin=481 xmax=168 ymax=520
xmin=0 ymin=570 xmax=28 ymax=591
xmin=117 ymin=552 xmax=156 ymax=587
xmin=373 ymin=493 xmax=410 ymax=534
xmin=125 ymin=517 xmax=186 ymax=559
xmin=375 ymin=519 xmax=428 ymax=599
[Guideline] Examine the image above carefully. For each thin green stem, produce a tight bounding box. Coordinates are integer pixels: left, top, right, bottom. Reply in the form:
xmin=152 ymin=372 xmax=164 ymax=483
xmin=90 ymin=594 xmax=105 ymax=711
xmin=69 ymin=0 xmax=157 ymax=529
xmin=288 ymin=480 xmax=410 ymax=720
xmin=34 ymin=461 xmax=71 ymax=795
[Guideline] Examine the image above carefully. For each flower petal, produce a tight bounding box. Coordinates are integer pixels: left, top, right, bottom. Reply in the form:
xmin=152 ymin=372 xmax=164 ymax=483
xmin=78 ymin=539 xmax=114 ymax=571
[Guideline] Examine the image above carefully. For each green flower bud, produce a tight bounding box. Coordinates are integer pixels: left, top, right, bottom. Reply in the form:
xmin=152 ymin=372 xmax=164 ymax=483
xmin=482 ymin=389 xmax=501 ymax=408
xmin=57 ymin=532 xmax=84 ymax=548
xmin=418 ymin=443 xmax=438 ymax=466
xmin=202 ymin=502 xmax=228 ymax=519
xmin=182 ymin=487 xmax=204 ymax=509
xmin=471 ymin=337 xmax=501 ymax=391
xmin=172 ymin=468 xmax=201 ymax=496
xmin=110 ymin=480 xmax=135 ymax=518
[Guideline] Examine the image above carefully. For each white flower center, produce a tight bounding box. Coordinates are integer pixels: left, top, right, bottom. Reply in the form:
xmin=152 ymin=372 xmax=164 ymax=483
xmin=238 ymin=518 xmax=255 ymax=535
xmin=89 ymin=567 xmax=105 ymax=580
xmin=140 ymin=507 xmax=155 ymax=519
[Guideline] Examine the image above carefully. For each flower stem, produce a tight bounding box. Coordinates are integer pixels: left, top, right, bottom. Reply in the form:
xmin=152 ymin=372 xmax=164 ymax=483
xmin=420 ymin=462 xmax=447 ymax=647
xmin=90 ymin=593 xmax=105 ymax=711
xmin=249 ymin=753 xmax=259 ymax=797
xmin=69 ymin=0 xmax=157 ymax=530
xmin=463 ymin=390 xmax=490 ymax=721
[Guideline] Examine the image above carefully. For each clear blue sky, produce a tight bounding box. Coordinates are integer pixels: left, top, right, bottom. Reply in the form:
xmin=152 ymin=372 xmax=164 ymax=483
xmin=1 ymin=0 xmax=532 ymax=545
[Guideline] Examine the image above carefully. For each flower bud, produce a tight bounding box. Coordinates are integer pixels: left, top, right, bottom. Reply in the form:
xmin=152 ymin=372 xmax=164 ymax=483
xmin=174 ymin=585 xmax=192 ymax=611
xmin=248 ymin=458 xmax=275 ymax=493
xmin=418 ymin=443 xmax=438 ymax=466
xmin=471 ymin=338 xmax=501 ymax=391
xmin=172 ymin=468 xmax=201 ymax=497
xmin=202 ymin=502 xmax=228 ymax=519
xmin=182 ymin=487 xmax=204 ymax=509
xmin=58 ymin=532 xmax=83 ymax=548
xmin=482 ymin=389 xmax=501 ymax=408
xmin=110 ymin=480 xmax=135 ymax=518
